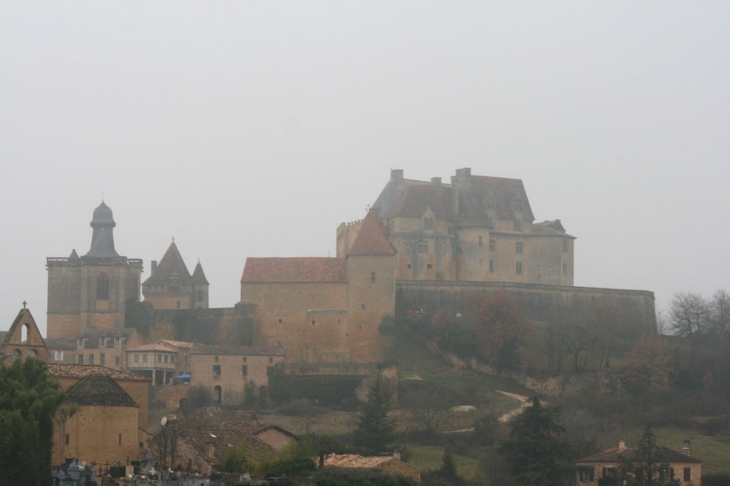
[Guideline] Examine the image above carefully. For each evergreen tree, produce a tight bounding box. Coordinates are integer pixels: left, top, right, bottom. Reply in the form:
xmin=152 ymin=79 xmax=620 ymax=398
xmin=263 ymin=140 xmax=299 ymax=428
xmin=0 ymin=358 xmax=67 ymax=486
xmin=629 ymin=424 xmax=669 ymax=486
xmin=499 ymin=397 xmax=574 ymax=486
xmin=352 ymin=376 xmax=397 ymax=455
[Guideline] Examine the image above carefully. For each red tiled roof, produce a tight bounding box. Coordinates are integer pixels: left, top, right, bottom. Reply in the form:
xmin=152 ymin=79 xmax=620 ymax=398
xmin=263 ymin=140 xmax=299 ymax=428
xmin=323 ymin=454 xmax=420 ymax=473
xmin=348 ymin=213 xmax=396 ymax=256
xmin=241 ymin=257 xmax=348 ymax=283
xmin=577 ymin=445 xmax=701 ymax=464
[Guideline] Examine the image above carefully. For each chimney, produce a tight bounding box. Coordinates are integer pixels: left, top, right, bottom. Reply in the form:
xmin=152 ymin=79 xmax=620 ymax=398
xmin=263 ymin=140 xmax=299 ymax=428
xmin=431 ymin=177 xmax=442 ymax=186
xmin=393 ymin=450 xmax=401 ymax=461
xmin=151 ymin=261 xmax=158 ymax=275
xmin=618 ymin=441 xmax=626 ymax=451
xmin=682 ymin=440 xmax=691 ymax=456
xmin=391 ymin=169 xmax=404 ymax=188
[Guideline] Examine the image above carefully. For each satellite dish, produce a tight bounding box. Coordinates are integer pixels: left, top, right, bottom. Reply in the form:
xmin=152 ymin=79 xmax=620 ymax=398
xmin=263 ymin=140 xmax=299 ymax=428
xmin=161 ymin=416 xmax=167 ymax=426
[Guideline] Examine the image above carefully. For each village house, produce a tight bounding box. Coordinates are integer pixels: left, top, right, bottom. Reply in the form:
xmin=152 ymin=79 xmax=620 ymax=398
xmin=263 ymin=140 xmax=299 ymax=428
xmin=45 ymin=327 xmax=143 ymax=369
xmin=576 ymin=441 xmax=701 ymax=486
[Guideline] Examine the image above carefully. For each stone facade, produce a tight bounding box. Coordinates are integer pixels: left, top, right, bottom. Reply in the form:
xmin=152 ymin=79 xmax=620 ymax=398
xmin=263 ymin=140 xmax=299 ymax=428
xmin=142 ymin=241 xmax=209 ymax=310
xmin=47 ymin=202 xmax=143 ymax=339
xmin=0 ymin=307 xmax=50 ymax=363
xmin=337 ymin=168 xmax=575 ymax=286
xmin=241 ymin=213 xmax=395 ymax=364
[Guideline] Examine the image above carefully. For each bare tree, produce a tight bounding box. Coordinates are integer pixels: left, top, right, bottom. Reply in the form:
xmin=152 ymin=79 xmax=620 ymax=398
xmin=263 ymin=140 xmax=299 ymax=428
xmin=402 ymin=388 xmax=451 ymax=434
xmin=710 ymin=289 xmax=730 ymax=334
xmin=670 ymin=292 xmax=711 ymax=338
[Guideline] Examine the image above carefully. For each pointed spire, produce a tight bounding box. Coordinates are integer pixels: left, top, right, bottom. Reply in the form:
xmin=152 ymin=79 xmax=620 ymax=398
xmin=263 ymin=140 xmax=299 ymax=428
xmin=142 ymin=241 xmax=191 ymax=286
xmin=348 ymin=213 xmax=396 ymax=256
xmin=192 ymin=261 xmax=209 ymax=285
xmin=69 ymin=249 xmax=79 ymax=259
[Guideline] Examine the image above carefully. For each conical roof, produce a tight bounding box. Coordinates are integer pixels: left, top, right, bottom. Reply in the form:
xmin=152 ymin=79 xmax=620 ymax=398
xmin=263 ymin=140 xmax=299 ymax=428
xmin=143 ymin=241 xmax=192 ymax=286
xmin=65 ymin=374 xmax=138 ymax=407
xmin=348 ymin=213 xmax=396 ymax=256
xmin=85 ymin=227 xmax=118 ymax=258
xmin=192 ymin=261 xmax=209 ymax=285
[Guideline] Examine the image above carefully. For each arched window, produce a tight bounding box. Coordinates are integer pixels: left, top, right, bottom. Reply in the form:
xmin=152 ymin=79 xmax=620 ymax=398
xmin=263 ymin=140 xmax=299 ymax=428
xmin=214 ymin=385 xmax=222 ymax=403
xmin=97 ymin=273 xmax=110 ymax=300
xmin=21 ymin=323 xmax=29 ymax=343
xmin=13 ymin=349 xmax=22 ymax=359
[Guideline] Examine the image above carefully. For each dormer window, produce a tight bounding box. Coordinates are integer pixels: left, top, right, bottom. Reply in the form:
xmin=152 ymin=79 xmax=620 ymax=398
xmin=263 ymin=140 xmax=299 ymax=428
xmin=78 ymin=338 xmax=85 ymax=348
xmin=114 ymin=338 xmax=121 ymax=348
xmin=513 ymin=219 xmax=522 ymax=232
xmin=424 ymin=217 xmax=433 ymax=231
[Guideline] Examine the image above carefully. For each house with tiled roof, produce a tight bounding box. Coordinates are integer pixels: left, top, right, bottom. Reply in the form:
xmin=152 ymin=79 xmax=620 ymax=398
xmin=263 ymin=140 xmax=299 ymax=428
xmin=52 ymin=375 xmax=145 ymax=467
xmin=142 ymin=241 xmax=210 ymax=309
xmin=338 ymin=168 xmax=575 ymax=286
xmin=241 ymin=211 xmax=395 ymax=364
xmin=576 ymin=441 xmax=701 ymax=486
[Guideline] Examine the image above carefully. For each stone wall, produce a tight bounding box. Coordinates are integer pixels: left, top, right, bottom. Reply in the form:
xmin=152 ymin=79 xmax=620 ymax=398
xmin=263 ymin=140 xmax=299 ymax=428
xmin=396 ymin=280 xmax=656 ymax=330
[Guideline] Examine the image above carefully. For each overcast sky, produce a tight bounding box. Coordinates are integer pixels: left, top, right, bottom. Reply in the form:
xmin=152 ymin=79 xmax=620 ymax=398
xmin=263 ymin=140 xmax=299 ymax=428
xmin=1 ymin=1 xmax=728 ymax=334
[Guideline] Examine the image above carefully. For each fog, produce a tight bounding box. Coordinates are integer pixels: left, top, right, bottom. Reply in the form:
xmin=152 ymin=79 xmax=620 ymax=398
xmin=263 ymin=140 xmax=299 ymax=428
xmin=1 ymin=2 xmax=728 ymax=334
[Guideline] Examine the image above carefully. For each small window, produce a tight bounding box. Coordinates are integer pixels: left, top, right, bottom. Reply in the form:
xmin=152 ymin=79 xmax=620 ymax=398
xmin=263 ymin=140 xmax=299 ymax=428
xmin=427 ymin=263 xmax=432 ymax=269
xmin=54 ymin=351 xmax=64 ymax=361
xmin=78 ymin=338 xmax=84 ymax=348
xmin=579 ymin=468 xmax=595 ymax=482
xmin=516 ymin=262 xmax=523 ymax=275
xmin=214 ymin=356 xmax=219 ymax=362
xmin=143 ymin=354 xmax=148 ymax=363
xmin=424 ymin=217 xmax=433 ymax=230
xmin=115 ymin=356 xmax=120 ymax=366
xmin=562 ymin=239 xmax=569 ymax=252
xmin=371 ymin=272 xmax=376 ymax=284
xmin=197 ymin=290 xmax=203 ymax=301
xmin=562 ymin=263 xmax=568 ymax=275
xmin=171 ymin=355 xmax=175 ymax=364
xmin=134 ymin=354 xmax=139 ymax=363
xmin=176 ymin=301 xmax=181 ymax=308
xmin=77 ymin=354 xmax=84 ymax=364
xmin=489 ymin=239 xmax=495 ymax=252
xmin=478 ymin=235 xmax=483 ymax=247
xmin=684 ymin=468 xmax=691 ymax=481
xmin=114 ymin=338 xmax=121 ymax=347
xmin=213 ymin=365 xmax=221 ymax=376
xmin=516 ymin=241 xmax=523 ymax=254
xmin=407 ymin=263 xmax=412 ymax=269
xmin=361 ymin=304 xmax=366 ymax=310
xmin=269 ymin=357 xmax=273 ymax=363
xmin=119 ymin=433 xmax=122 ymax=445
xmin=242 ymin=365 xmax=248 ymax=376
xmin=157 ymin=354 xmax=162 ymax=363
xmin=65 ymin=434 xmax=69 ymax=446
xmin=278 ymin=318 xmax=282 ymax=324
xmin=489 ymin=260 xmax=494 ymax=273
xmin=311 ymin=320 xmax=316 ymax=326
xmin=418 ymin=241 xmax=428 ymax=253
xmin=513 ymin=219 xmax=522 ymax=231
xmin=100 ymin=354 xmax=105 ymax=365
xmin=88 ymin=354 xmax=94 ymax=365
xmin=164 ymin=355 xmax=168 ymax=363
xmin=243 ymin=357 xmax=247 ymax=362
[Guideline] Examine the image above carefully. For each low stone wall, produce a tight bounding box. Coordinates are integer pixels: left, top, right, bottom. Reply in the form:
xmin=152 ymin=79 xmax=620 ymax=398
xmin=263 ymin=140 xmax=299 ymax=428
xmin=396 ymin=280 xmax=656 ymax=330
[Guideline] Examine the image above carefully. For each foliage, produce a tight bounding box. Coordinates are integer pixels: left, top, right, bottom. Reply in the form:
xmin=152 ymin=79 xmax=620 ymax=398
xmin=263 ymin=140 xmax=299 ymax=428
xmin=622 ymin=333 xmax=671 ymax=395
xmin=315 ymin=467 xmax=417 ymax=486
xmin=0 ymin=358 xmax=67 ymax=486
xmin=499 ymin=397 xmax=574 ymax=486
xmin=401 ymin=386 xmax=451 ymax=435
xmin=149 ymin=424 xmax=179 ymax=470
xmin=268 ymin=365 xmax=362 ymax=407
xmin=468 ymin=292 xmax=531 ymax=369
xmin=243 ymin=380 xmax=258 ymax=408
xmin=621 ymin=424 xmax=669 ymax=486
xmin=255 ymin=439 xmax=316 ymax=477
xmin=432 ymin=450 xmax=464 ymax=485
xmin=218 ymin=442 xmax=252 ymax=473
xmin=352 ymin=376 xmax=398 ymax=455
xmin=472 ymin=414 xmax=499 ymax=447
xmin=187 ymin=384 xmax=213 ymax=409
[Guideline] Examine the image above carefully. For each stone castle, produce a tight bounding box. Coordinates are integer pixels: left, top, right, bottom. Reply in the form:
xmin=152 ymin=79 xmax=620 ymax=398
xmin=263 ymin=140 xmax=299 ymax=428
xmin=45 ymin=168 xmax=656 ymax=366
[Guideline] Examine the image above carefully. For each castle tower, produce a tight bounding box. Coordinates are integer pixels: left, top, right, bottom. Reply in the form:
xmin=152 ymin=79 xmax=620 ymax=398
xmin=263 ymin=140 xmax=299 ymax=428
xmin=346 ymin=212 xmax=396 ymax=362
xmin=47 ymin=202 xmax=143 ymax=339
xmin=142 ymin=241 xmax=208 ymax=309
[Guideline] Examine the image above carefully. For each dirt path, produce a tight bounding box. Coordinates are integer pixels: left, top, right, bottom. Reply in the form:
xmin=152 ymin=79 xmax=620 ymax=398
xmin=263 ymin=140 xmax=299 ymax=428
xmin=495 ymin=390 xmax=531 ymax=422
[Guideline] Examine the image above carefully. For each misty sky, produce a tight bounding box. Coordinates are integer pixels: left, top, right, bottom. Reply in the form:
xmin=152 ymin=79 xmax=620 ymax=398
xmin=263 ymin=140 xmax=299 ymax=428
xmin=1 ymin=2 xmax=728 ymax=334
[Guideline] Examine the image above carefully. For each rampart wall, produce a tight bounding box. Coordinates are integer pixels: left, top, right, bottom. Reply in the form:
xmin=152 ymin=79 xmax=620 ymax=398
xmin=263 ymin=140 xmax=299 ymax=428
xmin=396 ymin=281 xmax=656 ymax=330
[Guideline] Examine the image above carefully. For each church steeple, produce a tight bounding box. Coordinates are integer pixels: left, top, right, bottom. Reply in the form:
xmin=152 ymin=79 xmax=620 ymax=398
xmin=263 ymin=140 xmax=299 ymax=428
xmin=86 ymin=201 xmax=118 ymax=257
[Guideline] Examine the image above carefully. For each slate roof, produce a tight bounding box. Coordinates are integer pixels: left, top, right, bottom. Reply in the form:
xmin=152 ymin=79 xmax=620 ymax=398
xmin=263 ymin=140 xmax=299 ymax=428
xmin=384 ymin=184 xmax=455 ymax=221
xmin=191 ymin=344 xmax=285 ymax=356
xmin=65 ymin=374 xmax=139 ymax=408
xmin=48 ymin=363 xmax=149 ymax=382
xmin=372 ymin=173 xmax=433 ymax=216
xmin=577 ymin=445 xmax=701 ymax=464
xmin=45 ymin=338 xmax=78 ymax=351
xmin=91 ymin=201 xmax=115 ymax=226
xmin=457 ymin=175 xmax=534 ymax=223
xmin=241 ymin=257 xmax=348 ymax=283
xmin=348 ymin=213 xmax=396 ymax=256
xmin=532 ymin=220 xmax=576 ymax=238
xmin=192 ymin=262 xmax=209 ymax=285
xmin=143 ymin=241 xmax=192 ymax=286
